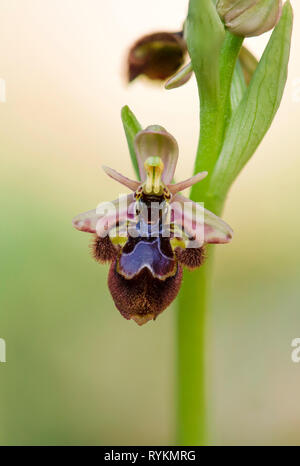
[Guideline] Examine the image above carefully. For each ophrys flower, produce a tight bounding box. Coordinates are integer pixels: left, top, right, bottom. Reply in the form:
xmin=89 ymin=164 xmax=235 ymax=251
xmin=73 ymin=126 xmax=233 ymax=325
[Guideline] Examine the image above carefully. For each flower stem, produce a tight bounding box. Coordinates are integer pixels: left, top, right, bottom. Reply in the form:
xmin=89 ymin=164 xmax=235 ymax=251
xmin=191 ymin=32 xmax=243 ymax=203
xmin=176 ymin=1 xmax=242 ymax=447
xmin=176 ymin=202 xmax=222 ymax=446
xmin=176 ymin=260 xmax=211 ymax=446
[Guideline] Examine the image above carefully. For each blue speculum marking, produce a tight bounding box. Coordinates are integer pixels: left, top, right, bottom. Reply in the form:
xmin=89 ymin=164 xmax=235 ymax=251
xmin=118 ymin=236 xmax=176 ymax=280
xmin=117 ymin=194 xmax=178 ymax=280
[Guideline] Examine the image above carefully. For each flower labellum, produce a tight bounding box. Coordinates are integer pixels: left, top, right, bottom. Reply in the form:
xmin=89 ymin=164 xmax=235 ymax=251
xmin=127 ymin=32 xmax=187 ymax=83
xmin=73 ymin=127 xmax=233 ymax=325
xmin=216 ymin=0 xmax=282 ymax=37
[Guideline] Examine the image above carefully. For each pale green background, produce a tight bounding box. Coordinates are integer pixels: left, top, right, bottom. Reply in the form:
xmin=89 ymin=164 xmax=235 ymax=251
xmin=0 ymin=0 xmax=300 ymax=445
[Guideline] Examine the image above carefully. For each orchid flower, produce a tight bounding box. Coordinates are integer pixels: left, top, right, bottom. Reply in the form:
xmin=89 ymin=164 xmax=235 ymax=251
xmin=127 ymin=32 xmax=187 ymax=83
xmin=73 ymin=126 xmax=233 ymax=325
xmin=72 ymin=0 xmax=293 ymax=446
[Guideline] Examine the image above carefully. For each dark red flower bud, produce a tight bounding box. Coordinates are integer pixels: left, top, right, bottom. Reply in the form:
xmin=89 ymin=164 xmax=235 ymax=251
xmin=127 ymin=32 xmax=187 ymax=83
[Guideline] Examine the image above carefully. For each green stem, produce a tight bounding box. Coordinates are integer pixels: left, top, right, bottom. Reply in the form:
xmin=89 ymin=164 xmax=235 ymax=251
xmin=219 ymin=33 xmax=244 ymax=129
xmin=176 ymin=261 xmax=211 ymax=446
xmin=191 ymin=32 xmax=243 ymax=203
xmin=186 ymin=0 xmax=225 ymax=202
xmin=176 ymin=202 xmax=222 ymax=446
xmin=176 ymin=2 xmax=242 ymax=447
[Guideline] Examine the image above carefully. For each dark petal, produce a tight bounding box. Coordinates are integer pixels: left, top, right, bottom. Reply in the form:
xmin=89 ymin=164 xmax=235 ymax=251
xmin=175 ymin=246 xmax=206 ymax=270
xmin=128 ymin=32 xmax=187 ymax=83
xmin=108 ymin=261 xmax=183 ymax=325
xmin=159 ymin=237 xmax=174 ymax=257
xmin=91 ymin=235 xmax=118 ymax=263
xmin=118 ymin=237 xmax=176 ymax=280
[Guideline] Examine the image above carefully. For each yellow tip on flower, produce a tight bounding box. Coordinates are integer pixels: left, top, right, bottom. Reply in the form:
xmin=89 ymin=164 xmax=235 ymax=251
xmin=144 ymin=156 xmax=165 ymax=194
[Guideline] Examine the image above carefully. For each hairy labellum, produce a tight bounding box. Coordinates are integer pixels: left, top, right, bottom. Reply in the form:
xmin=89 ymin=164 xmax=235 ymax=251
xmin=73 ymin=126 xmax=233 ymax=325
xmin=108 ymin=261 xmax=183 ymax=326
xmin=92 ymin=232 xmax=205 ymax=325
xmin=92 ymin=235 xmax=118 ymax=263
xmin=175 ymin=245 xmax=206 ymax=270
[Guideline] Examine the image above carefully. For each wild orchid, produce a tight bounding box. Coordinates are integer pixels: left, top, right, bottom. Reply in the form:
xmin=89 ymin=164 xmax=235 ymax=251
xmin=127 ymin=32 xmax=187 ymax=83
xmin=73 ymin=0 xmax=293 ymax=446
xmin=73 ymin=126 xmax=232 ymax=325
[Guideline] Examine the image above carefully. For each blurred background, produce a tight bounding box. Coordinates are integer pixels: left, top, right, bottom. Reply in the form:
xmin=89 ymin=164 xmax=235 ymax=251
xmin=0 ymin=0 xmax=299 ymax=446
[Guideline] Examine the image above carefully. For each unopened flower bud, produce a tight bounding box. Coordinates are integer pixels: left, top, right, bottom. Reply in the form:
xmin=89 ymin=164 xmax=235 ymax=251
xmin=217 ymin=0 xmax=282 ymax=37
xmin=127 ymin=32 xmax=187 ymax=83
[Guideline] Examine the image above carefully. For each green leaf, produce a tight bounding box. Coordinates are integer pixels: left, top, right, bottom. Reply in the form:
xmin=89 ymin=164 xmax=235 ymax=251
xmin=231 ymin=59 xmax=247 ymax=111
xmin=187 ymin=0 xmax=227 ymax=202
xmin=208 ymin=1 xmax=293 ymax=203
xmin=121 ymin=106 xmax=142 ymax=180
xmin=231 ymin=47 xmax=259 ymax=111
xmin=190 ymin=29 xmax=242 ymax=205
xmin=239 ymin=46 xmax=259 ymax=86
xmin=165 ymin=62 xmax=193 ymax=90
xmin=187 ymin=0 xmax=225 ymax=102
